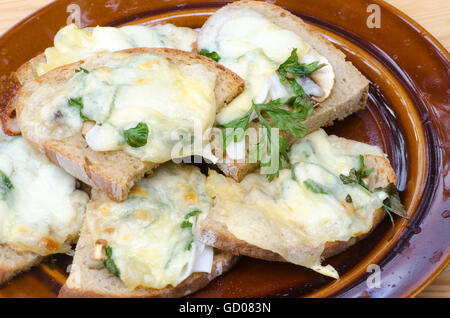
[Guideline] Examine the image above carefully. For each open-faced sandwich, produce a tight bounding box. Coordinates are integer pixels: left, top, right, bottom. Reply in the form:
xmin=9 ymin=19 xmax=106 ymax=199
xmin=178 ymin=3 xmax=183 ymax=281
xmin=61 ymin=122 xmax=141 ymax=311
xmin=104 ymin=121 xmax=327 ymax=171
xmin=15 ymin=48 xmax=243 ymax=202
xmin=0 ymin=126 xmax=89 ymax=284
xmin=196 ymin=0 xmax=369 ymax=181
xmin=59 ymin=163 xmax=237 ymax=297
xmin=3 ymin=23 xmax=198 ymax=136
xmin=199 ymin=129 xmax=407 ymax=279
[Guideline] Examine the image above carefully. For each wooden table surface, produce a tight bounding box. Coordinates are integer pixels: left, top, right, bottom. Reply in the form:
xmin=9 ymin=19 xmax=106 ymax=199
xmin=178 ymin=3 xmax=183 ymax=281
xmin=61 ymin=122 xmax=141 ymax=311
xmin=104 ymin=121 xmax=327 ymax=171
xmin=0 ymin=0 xmax=448 ymax=298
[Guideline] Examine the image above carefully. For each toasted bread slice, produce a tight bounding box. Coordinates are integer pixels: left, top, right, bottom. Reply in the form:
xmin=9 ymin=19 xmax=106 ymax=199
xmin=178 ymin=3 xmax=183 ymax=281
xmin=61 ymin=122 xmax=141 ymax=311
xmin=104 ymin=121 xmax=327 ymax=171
xmin=1 ymin=54 xmax=47 ymax=137
xmin=59 ymin=164 xmax=239 ymax=298
xmin=0 ymin=125 xmax=89 ymax=284
xmin=58 ymin=221 xmax=237 ymax=298
xmin=2 ymin=24 xmax=199 ymax=136
xmin=15 ymin=48 xmax=244 ymax=202
xmin=199 ymin=135 xmax=396 ymax=277
xmin=199 ymin=0 xmax=369 ymax=181
xmin=0 ymin=245 xmax=42 ymax=285
xmin=0 ymin=132 xmax=88 ymax=284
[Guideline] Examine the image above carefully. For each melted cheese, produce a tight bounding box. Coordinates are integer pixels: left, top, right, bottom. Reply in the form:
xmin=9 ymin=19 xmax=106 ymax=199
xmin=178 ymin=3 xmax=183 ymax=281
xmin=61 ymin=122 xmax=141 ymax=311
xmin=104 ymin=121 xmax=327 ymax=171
xmin=30 ymin=52 xmax=217 ymax=163
xmin=197 ymin=7 xmax=334 ymax=125
xmin=87 ymin=164 xmax=214 ymax=290
xmin=70 ymin=53 xmax=217 ymax=162
xmin=37 ymin=23 xmax=198 ymax=75
xmin=204 ymin=129 xmax=388 ymax=279
xmin=0 ymin=134 xmax=89 ymax=256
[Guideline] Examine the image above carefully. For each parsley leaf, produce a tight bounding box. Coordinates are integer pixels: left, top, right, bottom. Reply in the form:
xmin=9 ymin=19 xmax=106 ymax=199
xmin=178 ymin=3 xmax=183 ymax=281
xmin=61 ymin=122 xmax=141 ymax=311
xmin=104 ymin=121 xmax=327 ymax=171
xmin=68 ymin=97 xmax=90 ymax=122
xmin=182 ymin=211 xmax=201 ymax=251
xmin=123 ymin=122 xmax=149 ymax=148
xmin=253 ymin=102 xmax=292 ymax=181
xmin=338 ymin=156 xmax=408 ymax=240
xmin=75 ymin=67 xmax=89 ymax=74
xmin=258 ymin=100 xmax=308 ymax=138
xmin=219 ymin=99 xmax=306 ymax=181
xmin=376 ymin=183 xmax=409 ymax=219
xmin=277 ymin=49 xmax=324 ymax=116
xmin=219 ymin=106 xmax=253 ymax=148
xmin=198 ymin=49 xmax=221 ymax=62
xmin=303 ymin=179 xmax=329 ymax=194
xmin=285 ymin=78 xmax=314 ymax=116
xmin=218 ymin=48 xmax=325 ymax=181
xmin=373 ymin=183 xmax=409 ymax=240
xmin=181 ymin=220 xmax=193 ymax=228
xmin=98 ymin=246 xmax=120 ymax=277
xmin=185 ymin=210 xmax=201 ymax=219
xmin=277 ymin=48 xmax=326 ymax=81
xmin=0 ymin=170 xmax=13 ymax=200
xmin=185 ymin=236 xmax=194 ymax=251
xmin=339 ymin=155 xmax=374 ymax=190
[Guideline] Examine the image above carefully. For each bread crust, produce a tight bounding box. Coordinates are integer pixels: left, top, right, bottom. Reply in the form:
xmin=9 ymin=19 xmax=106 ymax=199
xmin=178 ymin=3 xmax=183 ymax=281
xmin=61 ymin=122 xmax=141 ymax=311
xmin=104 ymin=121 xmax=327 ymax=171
xmin=58 ymin=212 xmax=239 ymax=298
xmin=0 ymin=245 xmax=42 ymax=285
xmin=199 ymin=151 xmax=397 ymax=264
xmin=58 ymin=250 xmax=238 ymax=298
xmin=15 ymin=48 xmax=244 ymax=202
xmin=199 ymin=0 xmax=370 ymax=181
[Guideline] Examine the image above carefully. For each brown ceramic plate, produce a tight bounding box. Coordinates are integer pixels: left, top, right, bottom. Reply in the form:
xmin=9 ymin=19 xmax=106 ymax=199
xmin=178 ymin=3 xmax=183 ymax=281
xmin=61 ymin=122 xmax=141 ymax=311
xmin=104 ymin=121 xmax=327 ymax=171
xmin=0 ymin=0 xmax=448 ymax=298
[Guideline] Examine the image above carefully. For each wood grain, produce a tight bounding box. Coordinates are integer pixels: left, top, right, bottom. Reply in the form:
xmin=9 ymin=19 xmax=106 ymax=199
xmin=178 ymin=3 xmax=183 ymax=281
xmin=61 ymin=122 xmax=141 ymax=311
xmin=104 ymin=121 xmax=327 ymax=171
xmin=0 ymin=0 xmax=448 ymax=298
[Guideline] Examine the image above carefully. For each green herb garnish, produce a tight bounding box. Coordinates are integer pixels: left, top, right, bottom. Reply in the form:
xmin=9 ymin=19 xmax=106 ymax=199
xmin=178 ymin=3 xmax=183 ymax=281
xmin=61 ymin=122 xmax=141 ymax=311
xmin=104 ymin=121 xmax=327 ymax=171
xmin=198 ymin=49 xmax=221 ymax=62
xmin=376 ymin=183 xmax=408 ymax=219
xmin=0 ymin=170 xmax=13 ymax=200
xmin=181 ymin=220 xmax=193 ymax=228
xmin=68 ymin=97 xmax=90 ymax=122
xmin=75 ymin=67 xmax=89 ymax=74
xmin=372 ymin=183 xmax=409 ymax=240
xmin=277 ymin=48 xmax=325 ymax=117
xmin=123 ymin=122 xmax=149 ymax=148
xmin=339 ymin=155 xmax=374 ymax=190
xmin=220 ymin=99 xmax=307 ymax=181
xmin=185 ymin=236 xmax=194 ymax=251
xmin=98 ymin=246 xmax=120 ymax=277
xmin=278 ymin=49 xmax=326 ymax=81
xmin=218 ymin=48 xmax=325 ymax=181
xmin=185 ymin=210 xmax=201 ymax=219
xmin=303 ymin=179 xmax=329 ymax=194
xmin=182 ymin=211 xmax=201 ymax=250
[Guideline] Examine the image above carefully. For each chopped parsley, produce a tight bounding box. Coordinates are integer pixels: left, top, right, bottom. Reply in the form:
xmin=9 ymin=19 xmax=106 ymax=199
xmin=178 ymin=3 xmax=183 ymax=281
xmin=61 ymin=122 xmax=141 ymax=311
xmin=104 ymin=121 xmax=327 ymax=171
xmin=185 ymin=236 xmax=194 ymax=251
xmin=68 ymin=97 xmax=90 ymax=122
xmin=123 ymin=122 xmax=149 ymax=148
xmin=278 ymin=48 xmax=326 ymax=81
xmin=277 ymin=48 xmax=326 ymax=118
xmin=98 ymin=246 xmax=120 ymax=278
xmin=220 ymin=99 xmax=308 ymax=181
xmin=303 ymin=179 xmax=329 ymax=194
xmin=198 ymin=49 xmax=221 ymax=62
xmin=181 ymin=210 xmax=202 ymax=250
xmin=0 ymin=170 xmax=13 ymax=200
xmin=376 ymin=183 xmax=408 ymax=220
xmin=219 ymin=48 xmax=325 ymax=181
xmin=339 ymin=155 xmax=374 ymax=190
xmin=181 ymin=220 xmax=193 ymax=228
xmin=340 ymin=156 xmax=408 ymax=240
xmin=185 ymin=210 xmax=201 ymax=219
xmin=75 ymin=67 xmax=89 ymax=74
